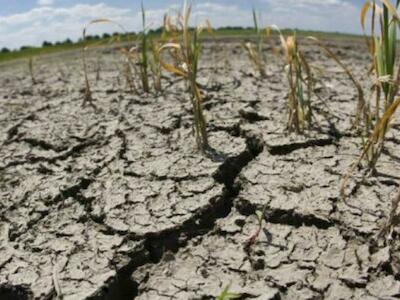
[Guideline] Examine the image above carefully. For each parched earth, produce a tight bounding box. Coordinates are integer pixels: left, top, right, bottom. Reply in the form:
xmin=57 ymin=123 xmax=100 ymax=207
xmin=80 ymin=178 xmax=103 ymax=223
xmin=1 ymin=38 xmax=400 ymax=300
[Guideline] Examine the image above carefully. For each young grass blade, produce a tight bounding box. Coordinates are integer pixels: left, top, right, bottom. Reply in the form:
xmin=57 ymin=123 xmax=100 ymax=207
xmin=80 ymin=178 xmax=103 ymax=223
xmin=158 ymin=0 xmax=210 ymax=151
xmin=140 ymin=2 xmax=150 ymax=93
xmin=380 ymin=0 xmax=400 ymax=20
xmin=216 ymin=284 xmax=241 ymax=300
xmin=81 ymin=18 xmax=124 ymax=108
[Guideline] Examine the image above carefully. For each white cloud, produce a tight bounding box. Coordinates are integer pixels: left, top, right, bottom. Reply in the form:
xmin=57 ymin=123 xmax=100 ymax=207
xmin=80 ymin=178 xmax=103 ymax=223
xmin=38 ymin=0 xmax=55 ymax=6
xmin=0 ymin=3 xmax=140 ymax=49
xmin=0 ymin=2 xmax=245 ymax=50
xmin=193 ymin=3 xmax=251 ymax=28
xmin=260 ymin=0 xmax=361 ymax=33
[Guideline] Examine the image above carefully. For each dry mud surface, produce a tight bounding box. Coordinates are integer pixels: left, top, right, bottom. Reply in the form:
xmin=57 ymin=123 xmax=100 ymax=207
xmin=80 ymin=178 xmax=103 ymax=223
xmin=1 ymin=39 xmax=400 ymax=299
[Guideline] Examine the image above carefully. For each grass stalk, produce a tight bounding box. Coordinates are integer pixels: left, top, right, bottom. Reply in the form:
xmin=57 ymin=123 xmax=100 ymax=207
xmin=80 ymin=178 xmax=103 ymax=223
xmin=243 ymin=9 xmax=268 ymax=77
xmin=81 ymin=18 xmax=126 ymax=107
xmin=124 ymin=62 xmax=138 ymax=94
xmin=341 ymin=0 xmax=400 ymax=195
xmin=81 ymin=19 xmax=111 ymax=108
xmin=276 ymin=31 xmax=313 ymax=133
xmin=159 ymin=0 xmax=210 ymax=151
xmin=28 ymin=57 xmax=37 ymax=85
xmin=140 ymin=2 xmax=150 ymax=93
xmin=82 ymin=45 xmax=94 ymax=108
xmin=150 ymin=40 xmax=162 ymax=92
xmin=245 ymin=204 xmax=267 ymax=251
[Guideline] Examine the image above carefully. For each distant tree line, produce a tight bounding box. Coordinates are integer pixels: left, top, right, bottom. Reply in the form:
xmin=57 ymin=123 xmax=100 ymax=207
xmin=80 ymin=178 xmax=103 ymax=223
xmin=0 ymin=26 xmax=255 ymax=54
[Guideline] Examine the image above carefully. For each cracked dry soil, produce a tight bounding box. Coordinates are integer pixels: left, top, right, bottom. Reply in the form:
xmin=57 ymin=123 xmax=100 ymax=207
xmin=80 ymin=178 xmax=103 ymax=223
xmin=1 ymin=39 xmax=400 ymax=300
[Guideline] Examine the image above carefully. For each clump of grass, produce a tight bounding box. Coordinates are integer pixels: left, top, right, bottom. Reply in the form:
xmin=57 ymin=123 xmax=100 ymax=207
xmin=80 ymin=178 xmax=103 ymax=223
xmin=277 ymin=32 xmax=313 ymax=133
xmin=243 ymin=9 xmax=268 ymax=78
xmin=358 ymin=0 xmax=400 ymax=170
xmin=341 ymin=0 xmax=400 ymax=195
xmin=159 ymin=0 xmax=210 ymax=151
xmin=119 ymin=4 xmax=152 ymax=94
xmin=28 ymin=57 xmax=37 ymax=85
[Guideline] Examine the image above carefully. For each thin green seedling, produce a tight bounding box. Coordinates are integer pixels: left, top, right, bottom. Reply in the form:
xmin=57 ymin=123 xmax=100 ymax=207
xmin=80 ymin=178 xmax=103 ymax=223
xmin=28 ymin=57 xmax=36 ymax=85
xmin=245 ymin=204 xmax=267 ymax=251
xmin=140 ymin=2 xmax=150 ymax=93
xmin=81 ymin=19 xmax=110 ymax=108
xmin=95 ymin=56 xmax=102 ymax=82
xmin=81 ymin=19 xmax=125 ymax=108
xmin=118 ymin=4 xmax=151 ymax=94
xmin=159 ymin=0 xmax=211 ymax=151
xmin=216 ymin=284 xmax=241 ymax=300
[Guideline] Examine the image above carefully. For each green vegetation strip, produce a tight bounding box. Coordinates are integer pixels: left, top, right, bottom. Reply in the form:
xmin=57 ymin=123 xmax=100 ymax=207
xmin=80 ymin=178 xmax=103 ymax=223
xmin=0 ymin=28 xmax=362 ymax=64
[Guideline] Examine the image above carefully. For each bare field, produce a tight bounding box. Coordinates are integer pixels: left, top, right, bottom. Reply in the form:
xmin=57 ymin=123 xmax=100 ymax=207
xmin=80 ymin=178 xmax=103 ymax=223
xmin=1 ymin=39 xmax=400 ymax=299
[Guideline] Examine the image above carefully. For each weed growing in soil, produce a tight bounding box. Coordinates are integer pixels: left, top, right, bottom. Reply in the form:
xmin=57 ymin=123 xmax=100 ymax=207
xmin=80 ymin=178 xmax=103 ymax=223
xmin=95 ymin=57 xmax=102 ymax=82
xmin=81 ymin=19 xmax=126 ymax=107
xmin=245 ymin=204 xmax=267 ymax=252
xmin=216 ymin=284 xmax=241 ymax=300
xmin=342 ymin=0 xmax=400 ymax=195
xmin=278 ymin=32 xmax=313 ymax=133
xmin=139 ymin=3 xmax=150 ymax=93
xmin=124 ymin=62 xmax=138 ymax=94
xmin=120 ymin=46 xmax=141 ymax=93
xmin=243 ymin=9 xmax=268 ymax=78
xmin=28 ymin=57 xmax=36 ymax=85
xmin=159 ymin=0 xmax=210 ymax=151
xmin=358 ymin=0 xmax=400 ymax=170
xmin=81 ymin=19 xmax=108 ymax=108
xmin=118 ymin=4 xmax=155 ymax=94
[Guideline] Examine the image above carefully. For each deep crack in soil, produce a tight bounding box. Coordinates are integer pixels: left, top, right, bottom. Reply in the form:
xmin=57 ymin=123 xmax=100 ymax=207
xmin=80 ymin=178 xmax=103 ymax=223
xmin=1 ymin=39 xmax=400 ymax=300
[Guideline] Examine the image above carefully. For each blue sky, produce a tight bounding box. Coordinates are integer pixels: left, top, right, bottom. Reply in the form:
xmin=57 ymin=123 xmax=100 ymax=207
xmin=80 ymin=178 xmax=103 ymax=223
xmin=0 ymin=0 xmax=367 ymax=49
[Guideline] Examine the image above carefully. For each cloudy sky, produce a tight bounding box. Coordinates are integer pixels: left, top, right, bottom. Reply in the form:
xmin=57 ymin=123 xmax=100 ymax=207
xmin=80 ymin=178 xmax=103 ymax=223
xmin=0 ymin=0 xmax=366 ymax=49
